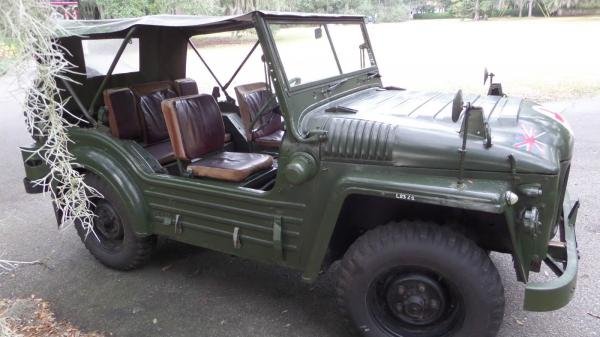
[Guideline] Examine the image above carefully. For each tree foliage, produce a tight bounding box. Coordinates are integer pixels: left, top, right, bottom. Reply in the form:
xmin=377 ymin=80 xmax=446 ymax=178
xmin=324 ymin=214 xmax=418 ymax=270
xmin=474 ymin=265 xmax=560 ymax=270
xmin=96 ymin=0 xmax=410 ymax=22
xmin=94 ymin=0 xmax=599 ymax=22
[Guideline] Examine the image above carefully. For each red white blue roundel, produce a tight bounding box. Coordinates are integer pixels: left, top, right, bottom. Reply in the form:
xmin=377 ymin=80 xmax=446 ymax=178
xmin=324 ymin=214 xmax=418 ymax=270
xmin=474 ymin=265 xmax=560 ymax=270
xmin=513 ymin=124 xmax=546 ymax=153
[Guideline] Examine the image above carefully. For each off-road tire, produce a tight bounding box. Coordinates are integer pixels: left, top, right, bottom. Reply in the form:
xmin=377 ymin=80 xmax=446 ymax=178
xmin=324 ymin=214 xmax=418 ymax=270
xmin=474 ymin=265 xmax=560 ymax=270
xmin=75 ymin=174 xmax=155 ymax=270
xmin=336 ymin=221 xmax=504 ymax=337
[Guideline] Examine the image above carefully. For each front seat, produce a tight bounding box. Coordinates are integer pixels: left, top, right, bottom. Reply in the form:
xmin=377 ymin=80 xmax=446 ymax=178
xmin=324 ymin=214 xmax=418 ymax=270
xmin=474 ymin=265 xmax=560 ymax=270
xmin=161 ymin=94 xmax=273 ymax=182
xmin=234 ymin=82 xmax=284 ymax=149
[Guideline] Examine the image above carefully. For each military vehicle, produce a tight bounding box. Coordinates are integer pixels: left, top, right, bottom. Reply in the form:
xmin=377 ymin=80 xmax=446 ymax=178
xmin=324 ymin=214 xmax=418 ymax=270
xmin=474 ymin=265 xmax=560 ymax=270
xmin=20 ymin=11 xmax=579 ymax=337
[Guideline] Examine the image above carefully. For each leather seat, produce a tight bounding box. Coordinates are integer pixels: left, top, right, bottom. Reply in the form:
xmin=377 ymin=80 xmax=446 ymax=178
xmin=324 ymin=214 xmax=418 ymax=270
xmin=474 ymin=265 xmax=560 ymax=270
xmin=255 ymin=129 xmax=284 ymax=148
xmin=131 ymin=81 xmax=177 ymax=145
xmin=104 ymin=79 xmax=233 ymax=165
xmin=144 ymin=140 xmax=176 ymax=165
xmin=187 ymin=152 xmax=272 ymax=182
xmin=104 ymin=87 xmax=140 ymax=140
xmin=161 ymin=94 xmax=273 ymax=182
xmin=234 ymin=82 xmax=284 ymax=148
xmin=174 ymin=78 xmax=199 ymax=96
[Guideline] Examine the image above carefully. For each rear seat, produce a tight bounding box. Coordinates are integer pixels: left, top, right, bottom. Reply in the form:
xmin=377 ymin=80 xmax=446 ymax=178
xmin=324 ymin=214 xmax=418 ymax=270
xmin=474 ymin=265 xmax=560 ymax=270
xmin=130 ymin=81 xmax=178 ymax=164
xmin=104 ymin=78 xmax=216 ymax=165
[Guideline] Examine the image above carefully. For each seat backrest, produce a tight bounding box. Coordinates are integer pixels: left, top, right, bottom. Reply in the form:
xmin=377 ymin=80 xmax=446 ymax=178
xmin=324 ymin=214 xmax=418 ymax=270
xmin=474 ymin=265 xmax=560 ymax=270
xmin=161 ymin=94 xmax=225 ymax=161
xmin=234 ymin=82 xmax=283 ymax=140
xmin=130 ymin=81 xmax=177 ymax=144
xmin=174 ymin=78 xmax=199 ymax=96
xmin=104 ymin=79 xmax=199 ymax=144
xmin=103 ymin=87 xmax=142 ymax=140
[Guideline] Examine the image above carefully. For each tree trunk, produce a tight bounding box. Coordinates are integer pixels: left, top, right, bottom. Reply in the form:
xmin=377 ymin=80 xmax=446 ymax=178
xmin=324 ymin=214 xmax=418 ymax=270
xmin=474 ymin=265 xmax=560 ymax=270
xmin=528 ymin=0 xmax=534 ymax=16
xmin=474 ymin=0 xmax=480 ymax=20
xmin=518 ymin=0 xmax=524 ymax=16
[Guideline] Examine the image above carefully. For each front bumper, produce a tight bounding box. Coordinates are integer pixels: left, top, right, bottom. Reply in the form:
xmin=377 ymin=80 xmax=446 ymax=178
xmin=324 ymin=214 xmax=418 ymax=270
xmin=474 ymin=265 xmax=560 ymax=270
xmin=523 ymin=191 xmax=580 ymax=311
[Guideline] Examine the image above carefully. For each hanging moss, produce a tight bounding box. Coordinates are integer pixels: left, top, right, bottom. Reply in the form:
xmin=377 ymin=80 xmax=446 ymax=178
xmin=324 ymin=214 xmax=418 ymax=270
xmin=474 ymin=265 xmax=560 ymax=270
xmin=0 ymin=0 xmax=100 ymax=235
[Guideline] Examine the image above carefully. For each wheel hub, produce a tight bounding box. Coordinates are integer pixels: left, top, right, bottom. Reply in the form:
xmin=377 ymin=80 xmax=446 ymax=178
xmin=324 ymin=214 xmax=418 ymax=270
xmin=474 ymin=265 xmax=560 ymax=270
xmin=385 ymin=274 xmax=447 ymax=326
xmin=93 ymin=201 xmax=124 ymax=241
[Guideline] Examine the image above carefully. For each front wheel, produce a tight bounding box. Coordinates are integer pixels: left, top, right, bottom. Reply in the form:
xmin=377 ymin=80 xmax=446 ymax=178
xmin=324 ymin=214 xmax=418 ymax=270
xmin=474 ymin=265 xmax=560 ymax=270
xmin=336 ymin=221 xmax=504 ymax=337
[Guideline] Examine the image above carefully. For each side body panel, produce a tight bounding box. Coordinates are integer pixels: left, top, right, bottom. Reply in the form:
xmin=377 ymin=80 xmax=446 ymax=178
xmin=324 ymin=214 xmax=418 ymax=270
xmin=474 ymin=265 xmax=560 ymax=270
xmin=68 ymin=128 xmax=515 ymax=280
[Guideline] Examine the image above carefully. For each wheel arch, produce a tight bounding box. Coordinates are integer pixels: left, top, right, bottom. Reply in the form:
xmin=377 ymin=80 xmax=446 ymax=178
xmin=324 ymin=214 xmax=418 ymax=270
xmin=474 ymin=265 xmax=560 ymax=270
xmin=70 ymin=145 xmax=152 ymax=235
xmin=302 ymin=176 xmax=512 ymax=281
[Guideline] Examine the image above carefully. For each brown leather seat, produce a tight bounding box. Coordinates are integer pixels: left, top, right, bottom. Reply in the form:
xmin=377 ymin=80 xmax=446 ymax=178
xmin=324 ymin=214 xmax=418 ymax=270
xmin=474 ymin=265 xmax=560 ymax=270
xmin=131 ymin=81 xmax=178 ymax=145
xmin=255 ymin=129 xmax=284 ymax=148
xmin=144 ymin=140 xmax=176 ymax=165
xmin=104 ymin=87 xmax=140 ymax=140
xmin=104 ymin=82 xmax=178 ymax=164
xmin=234 ymin=82 xmax=284 ymax=148
xmin=161 ymin=94 xmax=273 ymax=182
xmin=104 ymin=79 xmax=231 ymax=165
xmin=174 ymin=78 xmax=199 ymax=96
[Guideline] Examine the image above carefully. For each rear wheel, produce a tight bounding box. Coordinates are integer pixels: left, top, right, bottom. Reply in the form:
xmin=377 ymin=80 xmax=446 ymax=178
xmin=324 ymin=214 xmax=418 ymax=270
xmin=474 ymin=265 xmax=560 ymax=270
xmin=336 ymin=221 xmax=504 ymax=337
xmin=75 ymin=174 xmax=155 ymax=270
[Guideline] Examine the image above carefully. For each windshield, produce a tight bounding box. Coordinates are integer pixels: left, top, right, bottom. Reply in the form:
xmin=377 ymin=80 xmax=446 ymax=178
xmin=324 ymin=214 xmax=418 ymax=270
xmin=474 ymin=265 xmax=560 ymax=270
xmin=269 ymin=22 xmax=375 ymax=88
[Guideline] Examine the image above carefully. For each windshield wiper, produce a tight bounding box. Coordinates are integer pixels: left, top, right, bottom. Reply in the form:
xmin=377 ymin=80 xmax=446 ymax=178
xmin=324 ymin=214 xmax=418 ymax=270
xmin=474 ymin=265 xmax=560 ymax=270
xmin=325 ymin=78 xmax=351 ymax=93
xmin=325 ymin=105 xmax=357 ymax=114
xmin=366 ymin=70 xmax=381 ymax=79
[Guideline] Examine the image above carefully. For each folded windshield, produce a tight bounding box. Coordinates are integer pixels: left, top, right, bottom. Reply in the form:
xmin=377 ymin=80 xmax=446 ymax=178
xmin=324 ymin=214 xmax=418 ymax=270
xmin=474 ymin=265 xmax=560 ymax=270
xmin=269 ymin=22 xmax=375 ymax=88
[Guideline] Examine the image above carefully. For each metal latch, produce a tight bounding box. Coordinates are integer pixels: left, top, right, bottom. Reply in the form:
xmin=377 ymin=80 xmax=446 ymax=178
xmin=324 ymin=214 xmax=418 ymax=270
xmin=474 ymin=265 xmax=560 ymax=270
xmin=173 ymin=214 xmax=182 ymax=234
xmin=158 ymin=213 xmax=182 ymax=234
xmin=233 ymin=227 xmax=242 ymax=249
xmin=273 ymin=216 xmax=282 ymax=258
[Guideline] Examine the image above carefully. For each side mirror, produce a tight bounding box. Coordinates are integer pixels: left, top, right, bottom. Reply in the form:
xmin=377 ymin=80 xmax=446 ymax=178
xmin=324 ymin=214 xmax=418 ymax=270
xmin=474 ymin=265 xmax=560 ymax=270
xmin=484 ymin=68 xmax=503 ymax=96
xmin=452 ymin=90 xmax=464 ymax=123
xmin=484 ymin=67 xmax=489 ymax=84
xmin=314 ymin=27 xmax=322 ymax=39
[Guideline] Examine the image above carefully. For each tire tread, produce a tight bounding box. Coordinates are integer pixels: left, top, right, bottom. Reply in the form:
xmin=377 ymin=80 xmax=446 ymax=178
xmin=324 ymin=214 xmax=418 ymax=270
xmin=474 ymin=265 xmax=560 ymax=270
xmin=335 ymin=220 xmax=504 ymax=337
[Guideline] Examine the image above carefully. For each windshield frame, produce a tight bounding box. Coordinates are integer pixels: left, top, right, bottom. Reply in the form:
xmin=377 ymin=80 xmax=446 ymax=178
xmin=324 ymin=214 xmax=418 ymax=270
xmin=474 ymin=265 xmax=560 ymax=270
xmin=265 ymin=18 xmax=378 ymax=94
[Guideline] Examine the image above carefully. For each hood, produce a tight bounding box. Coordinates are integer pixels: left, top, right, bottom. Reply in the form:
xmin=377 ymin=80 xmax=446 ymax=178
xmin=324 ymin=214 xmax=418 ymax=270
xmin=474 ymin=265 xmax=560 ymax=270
xmin=302 ymin=88 xmax=573 ymax=174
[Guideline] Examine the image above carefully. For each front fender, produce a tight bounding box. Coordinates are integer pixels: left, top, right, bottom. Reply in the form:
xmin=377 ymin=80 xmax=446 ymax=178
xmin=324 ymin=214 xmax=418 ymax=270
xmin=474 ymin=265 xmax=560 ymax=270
xmin=301 ymin=173 xmax=511 ymax=281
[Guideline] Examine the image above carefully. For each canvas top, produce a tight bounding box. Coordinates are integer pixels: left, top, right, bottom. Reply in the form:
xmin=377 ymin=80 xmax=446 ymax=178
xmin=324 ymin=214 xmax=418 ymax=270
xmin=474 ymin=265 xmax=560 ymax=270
xmin=55 ymin=10 xmax=364 ymax=37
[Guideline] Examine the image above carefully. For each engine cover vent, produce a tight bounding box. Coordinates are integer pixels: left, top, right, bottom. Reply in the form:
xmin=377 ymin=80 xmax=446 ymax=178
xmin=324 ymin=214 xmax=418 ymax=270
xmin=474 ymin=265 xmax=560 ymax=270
xmin=321 ymin=118 xmax=396 ymax=162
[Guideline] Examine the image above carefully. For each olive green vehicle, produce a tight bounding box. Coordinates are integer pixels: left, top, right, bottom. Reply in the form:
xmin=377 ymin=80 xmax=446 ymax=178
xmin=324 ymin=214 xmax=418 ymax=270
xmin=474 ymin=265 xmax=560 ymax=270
xmin=20 ymin=11 xmax=579 ymax=337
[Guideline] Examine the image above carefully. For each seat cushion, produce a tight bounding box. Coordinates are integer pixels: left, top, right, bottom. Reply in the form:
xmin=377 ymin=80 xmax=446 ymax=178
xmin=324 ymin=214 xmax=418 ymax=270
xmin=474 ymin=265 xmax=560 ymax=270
xmin=254 ymin=129 xmax=284 ymax=148
xmin=188 ymin=152 xmax=273 ymax=182
xmin=144 ymin=140 xmax=175 ymax=164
